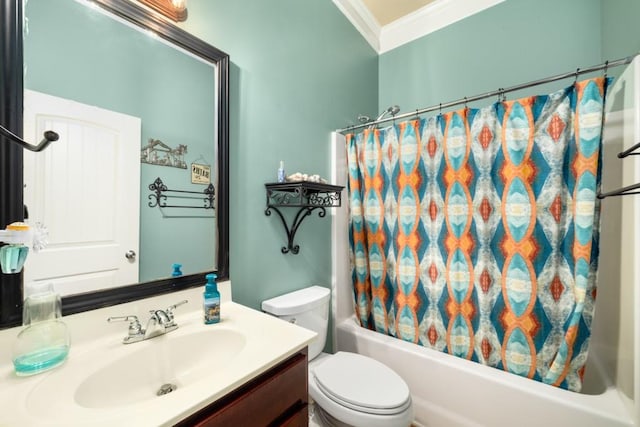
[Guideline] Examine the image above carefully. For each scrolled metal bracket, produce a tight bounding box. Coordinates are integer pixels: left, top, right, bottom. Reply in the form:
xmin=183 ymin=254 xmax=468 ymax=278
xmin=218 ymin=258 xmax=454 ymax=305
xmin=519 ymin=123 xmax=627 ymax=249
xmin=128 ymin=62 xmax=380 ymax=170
xmin=148 ymin=177 xmax=169 ymax=208
xmin=265 ymin=181 xmax=343 ymax=255
xmin=265 ymin=205 xmax=326 ymax=254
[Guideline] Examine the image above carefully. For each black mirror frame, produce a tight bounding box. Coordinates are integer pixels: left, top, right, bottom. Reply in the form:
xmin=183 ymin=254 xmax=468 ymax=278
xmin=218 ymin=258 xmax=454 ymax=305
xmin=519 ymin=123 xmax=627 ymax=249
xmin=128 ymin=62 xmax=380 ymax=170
xmin=0 ymin=0 xmax=229 ymax=328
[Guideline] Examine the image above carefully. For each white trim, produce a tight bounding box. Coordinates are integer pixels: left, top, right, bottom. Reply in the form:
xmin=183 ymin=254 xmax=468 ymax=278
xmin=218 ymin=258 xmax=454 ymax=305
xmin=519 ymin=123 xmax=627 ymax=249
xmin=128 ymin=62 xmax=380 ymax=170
xmin=330 ymin=132 xmax=351 ymax=348
xmin=332 ymin=0 xmax=380 ymax=52
xmin=334 ymin=0 xmax=506 ymax=55
xmin=380 ymin=0 xmax=505 ymax=53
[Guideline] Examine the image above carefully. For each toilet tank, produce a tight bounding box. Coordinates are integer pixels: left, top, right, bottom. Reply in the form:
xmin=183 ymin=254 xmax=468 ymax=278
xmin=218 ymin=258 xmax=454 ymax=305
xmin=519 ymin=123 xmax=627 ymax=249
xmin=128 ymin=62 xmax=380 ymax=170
xmin=261 ymin=286 xmax=330 ymax=360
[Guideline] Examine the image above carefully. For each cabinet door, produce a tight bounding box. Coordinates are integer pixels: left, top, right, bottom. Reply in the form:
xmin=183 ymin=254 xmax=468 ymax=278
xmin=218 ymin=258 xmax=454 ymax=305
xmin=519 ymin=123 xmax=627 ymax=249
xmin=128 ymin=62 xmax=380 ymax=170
xmin=176 ymin=349 xmax=308 ymax=427
xmin=277 ymin=405 xmax=309 ymax=427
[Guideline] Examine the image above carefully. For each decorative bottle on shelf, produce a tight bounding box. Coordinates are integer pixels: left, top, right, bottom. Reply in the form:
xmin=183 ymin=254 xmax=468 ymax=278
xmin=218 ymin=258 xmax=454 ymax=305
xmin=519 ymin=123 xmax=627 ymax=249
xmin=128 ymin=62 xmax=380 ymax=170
xmin=12 ymin=283 xmax=70 ymax=376
xmin=277 ymin=160 xmax=286 ymax=183
xmin=203 ymin=273 xmax=220 ymax=324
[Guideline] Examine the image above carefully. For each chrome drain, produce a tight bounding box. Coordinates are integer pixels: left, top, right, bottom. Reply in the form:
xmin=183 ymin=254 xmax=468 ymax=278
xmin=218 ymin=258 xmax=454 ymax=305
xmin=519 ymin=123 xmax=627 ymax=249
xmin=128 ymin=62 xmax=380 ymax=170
xmin=156 ymin=383 xmax=177 ymax=396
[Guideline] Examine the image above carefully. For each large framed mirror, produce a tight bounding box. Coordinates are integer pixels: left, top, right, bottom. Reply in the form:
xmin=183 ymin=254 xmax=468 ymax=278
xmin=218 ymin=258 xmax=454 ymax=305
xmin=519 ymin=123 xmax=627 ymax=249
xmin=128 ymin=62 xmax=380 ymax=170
xmin=0 ymin=0 xmax=229 ymax=328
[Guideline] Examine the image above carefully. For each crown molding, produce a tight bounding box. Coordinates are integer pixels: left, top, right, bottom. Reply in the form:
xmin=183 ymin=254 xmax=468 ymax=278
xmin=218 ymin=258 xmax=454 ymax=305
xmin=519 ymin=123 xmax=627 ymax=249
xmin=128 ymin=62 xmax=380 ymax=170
xmin=335 ymin=0 xmax=506 ymax=55
xmin=332 ymin=0 xmax=380 ymax=52
xmin=380 ymin=0 xmax=505 ymax=53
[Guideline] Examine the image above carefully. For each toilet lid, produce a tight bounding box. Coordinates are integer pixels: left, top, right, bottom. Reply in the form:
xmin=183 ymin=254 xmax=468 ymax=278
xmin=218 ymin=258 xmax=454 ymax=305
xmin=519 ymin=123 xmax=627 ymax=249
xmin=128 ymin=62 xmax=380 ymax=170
xmin=312 ymin=352 xmax=411 ymax=415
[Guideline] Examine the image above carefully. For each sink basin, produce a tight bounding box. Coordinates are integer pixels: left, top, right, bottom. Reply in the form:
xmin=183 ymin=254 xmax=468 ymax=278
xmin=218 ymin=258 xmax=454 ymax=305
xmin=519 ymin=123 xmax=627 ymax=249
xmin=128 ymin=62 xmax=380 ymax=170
xmin=75 ymin=329 xmax=246 ymax=408
xmin=27 ymin=328 xmax=246 ymax=413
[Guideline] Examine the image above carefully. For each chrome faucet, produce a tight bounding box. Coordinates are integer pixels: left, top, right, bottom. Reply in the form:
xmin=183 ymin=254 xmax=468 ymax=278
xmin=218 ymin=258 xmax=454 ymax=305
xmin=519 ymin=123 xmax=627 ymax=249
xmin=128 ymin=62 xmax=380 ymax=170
xmin=107 ymin=300 xmax=188 ymax=344
xmin=144 ymin=309 xmax=175 ymax=339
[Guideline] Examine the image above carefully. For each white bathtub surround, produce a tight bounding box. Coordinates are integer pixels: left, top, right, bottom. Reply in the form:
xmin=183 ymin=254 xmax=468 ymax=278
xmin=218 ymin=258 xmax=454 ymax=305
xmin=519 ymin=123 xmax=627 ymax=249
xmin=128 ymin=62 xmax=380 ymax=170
xmin=0 ymin=281 xmax=316 ymax=426
xmin=329 ymin=57 xmax=640 ymax=425
xmin=330 ymin=131 xmax=352 ymax=338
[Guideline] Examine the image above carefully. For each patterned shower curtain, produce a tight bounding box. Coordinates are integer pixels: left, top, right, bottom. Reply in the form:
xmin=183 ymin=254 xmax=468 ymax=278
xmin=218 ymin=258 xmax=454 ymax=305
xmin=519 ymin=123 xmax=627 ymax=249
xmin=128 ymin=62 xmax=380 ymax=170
xmin=346 ymin=77 xmax=609 ymax=392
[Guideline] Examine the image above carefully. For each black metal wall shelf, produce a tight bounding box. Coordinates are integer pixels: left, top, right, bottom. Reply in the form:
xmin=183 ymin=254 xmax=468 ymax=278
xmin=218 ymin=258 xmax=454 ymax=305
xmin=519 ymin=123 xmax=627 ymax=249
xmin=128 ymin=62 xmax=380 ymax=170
xmin=265 ymin=181 xmax=344 ymax=254
xmin=148 ymin=177 xmax=215 ymax=209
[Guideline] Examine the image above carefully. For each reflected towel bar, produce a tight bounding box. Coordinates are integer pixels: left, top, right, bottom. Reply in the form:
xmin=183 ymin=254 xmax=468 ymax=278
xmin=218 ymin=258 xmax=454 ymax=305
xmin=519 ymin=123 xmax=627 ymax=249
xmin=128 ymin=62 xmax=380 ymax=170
xmin=0 ymin=125 xmax=58 ymax=152
xmin=148 ymin=177 xmax=215 ymax=209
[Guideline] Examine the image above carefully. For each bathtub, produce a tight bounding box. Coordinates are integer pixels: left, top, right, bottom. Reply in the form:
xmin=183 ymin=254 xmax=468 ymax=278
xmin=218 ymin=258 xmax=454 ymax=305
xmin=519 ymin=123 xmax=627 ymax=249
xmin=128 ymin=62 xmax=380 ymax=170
xmin=329 ymin=57 xmax=640 ymax=427
xmin=336 ymin=315 xmax=633 ymax=427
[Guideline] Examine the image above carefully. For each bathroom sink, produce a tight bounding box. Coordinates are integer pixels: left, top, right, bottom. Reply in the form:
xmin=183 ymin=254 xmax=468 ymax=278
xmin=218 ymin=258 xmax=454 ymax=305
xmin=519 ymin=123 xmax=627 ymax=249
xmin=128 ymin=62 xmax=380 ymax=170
xmin=27 ymin=328 xmax=246 ymax=413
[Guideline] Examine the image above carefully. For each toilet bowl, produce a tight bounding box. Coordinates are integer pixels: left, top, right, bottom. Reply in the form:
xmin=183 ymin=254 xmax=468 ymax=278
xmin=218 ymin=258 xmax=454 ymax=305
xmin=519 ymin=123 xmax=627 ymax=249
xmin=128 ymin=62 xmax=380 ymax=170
xmin=262 ymin=286 xmax=413 ymax=427
xmin=309 ymin=351 xmax=413 ymax=427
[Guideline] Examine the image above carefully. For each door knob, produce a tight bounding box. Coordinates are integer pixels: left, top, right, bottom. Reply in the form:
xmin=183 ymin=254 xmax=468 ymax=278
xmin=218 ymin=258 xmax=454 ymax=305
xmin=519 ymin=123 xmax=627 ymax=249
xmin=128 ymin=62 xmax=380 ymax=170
xmin=125 ymin=250 xmax=136 ymax=261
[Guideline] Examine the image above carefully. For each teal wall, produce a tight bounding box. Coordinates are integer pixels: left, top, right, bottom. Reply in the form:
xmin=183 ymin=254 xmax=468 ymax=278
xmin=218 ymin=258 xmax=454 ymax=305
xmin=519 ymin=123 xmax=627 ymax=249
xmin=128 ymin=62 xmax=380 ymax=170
xmin=178 ymin=0 xmax=378 ymax=309
xmin=379 ymin=0 xmax=603 ymax=114
xmin=153 ymin=0 xmax=640 ymax=311
xmin=601 ymin=0 xmax=640 ymax=79
xmin=25 ymin=0 xmax=217 ymax=283
xmin=23 ymin=0 xmax=379 ymax=317
xmin=28 ymin=0 xmax=639 ymax=319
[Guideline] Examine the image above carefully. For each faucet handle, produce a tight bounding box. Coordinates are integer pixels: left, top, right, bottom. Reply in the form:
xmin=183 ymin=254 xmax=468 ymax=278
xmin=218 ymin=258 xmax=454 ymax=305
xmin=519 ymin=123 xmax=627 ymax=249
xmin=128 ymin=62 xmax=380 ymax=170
xmin=164 ymin=299 xmax=188 ymax=327
xmin=107 ymin=315 xmax=144 ymax=343
xmin=167 ymin=299 xmax=188 ymax=313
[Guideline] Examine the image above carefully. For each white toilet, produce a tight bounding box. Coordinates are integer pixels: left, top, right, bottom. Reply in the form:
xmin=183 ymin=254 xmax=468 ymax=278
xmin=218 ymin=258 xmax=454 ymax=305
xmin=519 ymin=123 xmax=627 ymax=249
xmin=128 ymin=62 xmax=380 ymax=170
xmin=262 ymin=286 xmax=413 ymax=427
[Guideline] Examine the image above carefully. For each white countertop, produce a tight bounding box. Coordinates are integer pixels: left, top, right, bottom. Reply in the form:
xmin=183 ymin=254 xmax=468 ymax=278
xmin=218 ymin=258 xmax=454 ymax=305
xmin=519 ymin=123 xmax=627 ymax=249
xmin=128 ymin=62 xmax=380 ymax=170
xmin=0 ymin=282 xmax=317 ymax=426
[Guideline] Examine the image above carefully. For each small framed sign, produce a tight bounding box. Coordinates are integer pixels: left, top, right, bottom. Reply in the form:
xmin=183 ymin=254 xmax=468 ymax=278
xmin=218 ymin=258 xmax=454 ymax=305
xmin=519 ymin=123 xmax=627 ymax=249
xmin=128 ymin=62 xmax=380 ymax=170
xmin=191 ymin=163 xmax=211 ymax=184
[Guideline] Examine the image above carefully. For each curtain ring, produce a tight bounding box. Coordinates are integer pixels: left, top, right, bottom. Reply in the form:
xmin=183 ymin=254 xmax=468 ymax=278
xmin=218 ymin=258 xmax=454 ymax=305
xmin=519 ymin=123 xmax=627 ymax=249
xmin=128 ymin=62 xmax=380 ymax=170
xmin=497 ymin=88 xmax=503 ymax=103
xmin=464 ymin=97 xmax=468 ymax=110
xmin=574 ymin=68 xmax=580 ymax=84
xmin=603 ymin=60 xmax=609 ymax=79
xmin=439 ymin=103 xmax=442 ymax=116
xmin=414 ymin=109 xmax=419 ymax=119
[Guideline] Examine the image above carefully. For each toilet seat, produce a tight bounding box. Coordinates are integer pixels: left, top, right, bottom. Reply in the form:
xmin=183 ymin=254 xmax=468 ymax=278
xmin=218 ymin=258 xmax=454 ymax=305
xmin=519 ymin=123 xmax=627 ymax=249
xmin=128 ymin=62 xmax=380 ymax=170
xmin=311 ymin=352 xmax=411 ymax=415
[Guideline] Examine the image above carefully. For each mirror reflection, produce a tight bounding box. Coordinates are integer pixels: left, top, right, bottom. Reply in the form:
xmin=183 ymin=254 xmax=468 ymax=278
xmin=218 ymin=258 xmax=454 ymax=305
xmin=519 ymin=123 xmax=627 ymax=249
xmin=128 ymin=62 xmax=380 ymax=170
xmin=22 ymin=0 xmax=218 ymax=296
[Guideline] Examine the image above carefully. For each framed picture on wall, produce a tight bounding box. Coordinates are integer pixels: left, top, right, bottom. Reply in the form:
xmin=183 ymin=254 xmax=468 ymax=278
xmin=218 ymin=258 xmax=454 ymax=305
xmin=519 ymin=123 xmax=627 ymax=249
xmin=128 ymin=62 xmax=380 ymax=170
xmin=191 ymin=162 xmax=211 ymax=184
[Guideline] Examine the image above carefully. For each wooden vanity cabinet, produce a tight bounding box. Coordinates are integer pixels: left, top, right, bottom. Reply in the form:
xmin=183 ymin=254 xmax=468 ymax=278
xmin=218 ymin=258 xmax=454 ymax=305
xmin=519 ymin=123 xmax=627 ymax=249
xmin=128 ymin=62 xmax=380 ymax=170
xmin=175 ymin=348 xmax=308 ymax=427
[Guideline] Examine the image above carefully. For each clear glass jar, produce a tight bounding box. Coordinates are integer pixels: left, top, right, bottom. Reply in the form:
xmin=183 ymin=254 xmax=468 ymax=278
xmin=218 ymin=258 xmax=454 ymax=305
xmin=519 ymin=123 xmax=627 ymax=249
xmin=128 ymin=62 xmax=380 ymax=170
xmin=12 ymin=320 xmax=70 ymax=376
xmin=12 ymin=283 xmax=70 ymax=376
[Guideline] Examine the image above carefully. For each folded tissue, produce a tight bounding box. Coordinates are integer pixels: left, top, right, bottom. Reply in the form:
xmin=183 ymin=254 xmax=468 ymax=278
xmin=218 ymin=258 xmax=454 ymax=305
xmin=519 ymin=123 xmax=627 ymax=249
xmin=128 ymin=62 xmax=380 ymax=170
xmin=286 ymin=172 xmax=327 ymax=184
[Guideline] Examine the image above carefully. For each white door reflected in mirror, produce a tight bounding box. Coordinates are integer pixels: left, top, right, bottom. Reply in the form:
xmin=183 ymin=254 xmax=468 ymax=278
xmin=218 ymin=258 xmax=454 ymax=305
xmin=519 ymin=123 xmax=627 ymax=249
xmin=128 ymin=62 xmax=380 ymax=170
xmin=23 ymin=90 xmax=141 ymax=297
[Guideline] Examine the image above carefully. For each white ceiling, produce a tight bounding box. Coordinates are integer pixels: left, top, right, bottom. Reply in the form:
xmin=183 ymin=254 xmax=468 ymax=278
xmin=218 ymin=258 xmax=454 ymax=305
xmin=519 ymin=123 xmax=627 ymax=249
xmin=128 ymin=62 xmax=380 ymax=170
xmin=333 ymin=0 xmax=506 ymax=54
xmin=361 ymin=0 xmax=438 ymax=26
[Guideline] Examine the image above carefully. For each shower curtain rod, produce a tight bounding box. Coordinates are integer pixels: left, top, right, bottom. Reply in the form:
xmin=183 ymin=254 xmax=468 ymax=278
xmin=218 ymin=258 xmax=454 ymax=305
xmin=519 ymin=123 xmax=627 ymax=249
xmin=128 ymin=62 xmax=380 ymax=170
xmin=336 ymin=53 xmax=638 ymax=133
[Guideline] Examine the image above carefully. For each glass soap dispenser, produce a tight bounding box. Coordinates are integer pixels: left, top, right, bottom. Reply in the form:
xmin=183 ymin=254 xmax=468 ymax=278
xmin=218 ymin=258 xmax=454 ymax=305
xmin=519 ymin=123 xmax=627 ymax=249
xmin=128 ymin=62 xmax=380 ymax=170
xmin=12 ymin=283 xmax=70 ymax=376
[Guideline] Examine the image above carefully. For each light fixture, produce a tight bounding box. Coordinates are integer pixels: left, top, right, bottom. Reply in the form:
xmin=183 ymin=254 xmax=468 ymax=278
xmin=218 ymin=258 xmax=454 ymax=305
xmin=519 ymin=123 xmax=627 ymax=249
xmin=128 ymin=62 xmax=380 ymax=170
xmin=137 ymin=0 xmax=188 ymax=22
